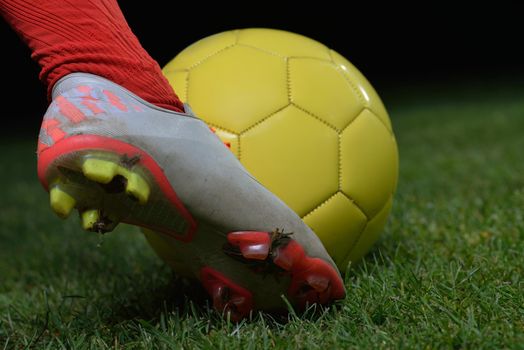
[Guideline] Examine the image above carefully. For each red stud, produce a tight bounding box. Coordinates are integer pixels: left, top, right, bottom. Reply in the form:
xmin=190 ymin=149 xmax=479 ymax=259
xmin=272 ymin=240 xmax=345 ymax=309
xmin=227 ymin=231 xmax=271 ymax=260
xmin=287 ymin=258 xmax=346 ymax=309
xmin=201 ymin=267 xmax=253 ymax=321
xmin=222 ymin=231 xmax=346 ymax=315
xmin=272 ymin=240 xmax=306 ymax=271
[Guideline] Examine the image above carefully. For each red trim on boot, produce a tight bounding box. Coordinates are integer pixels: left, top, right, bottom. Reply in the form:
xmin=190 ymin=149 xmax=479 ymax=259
xmin=37 ymin=134 xmax=197 ymax=242
xmin=201 ymin=267 xmax=254 ymax=321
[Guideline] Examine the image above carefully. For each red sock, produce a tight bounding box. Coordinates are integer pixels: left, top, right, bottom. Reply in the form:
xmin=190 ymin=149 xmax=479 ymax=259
xmin=0 ymin=0 xmax=184 ymax=113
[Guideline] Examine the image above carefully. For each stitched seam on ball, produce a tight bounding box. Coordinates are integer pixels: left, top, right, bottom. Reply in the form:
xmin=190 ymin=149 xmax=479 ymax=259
xmin=339 ymin=191 xmax=369 ymax=220
xmin=340 ymin=107 xmax=365 ymax=134
xmin=301 ymin=192 xmax=339 ymax=220
xmin=287 ymin=55 xmax=332 ymax=63
xmin=205 ymin=121 xmax=238 ymax=136
xmin=237 ymin=134 xmax=242 ymax=161
xmin=329 ymin=49 xmax=394 ymax=136
xmin=327 ymin=48 xmax=336 ymax=64
xmin=328 ymin=50 xmax=366 ymax=107
xmin=234 ymin=29 xmax=240 ymax=44
xmin=335 ymin=66 xmax=366 ymax=107
xmin=161 ymin=68 xmax=189 ymax=103
xmin=343 ymin=221 xmax=368 ymax=263
xmin=162 ymin=68 xmax=188 ymax=74
xmin=338 ymin=133 xmax=342 ymax=190
xmin=235 ymin=43 xmax=285 ymax=58
xmin=367 ymin=108 xmax=396 ymax=137
xmin=203 ymin=122 xmax=241 ymax=159
xmin=184 ymin=70 xmax=190 ymax=103
xmin=186 ymin=44 xmax=237 ymax=70
xmin=339 ymin=109 xmax=365 ymax=209
xmin=286 ymin=58 xmax=291 ymax=103
xmin=343 ymin=194 xmax=393 ymax=261
xmin=292 ymin=103 xmax=338 ymax=132
xmin=239 ymin=104 xmax=290 ymax=135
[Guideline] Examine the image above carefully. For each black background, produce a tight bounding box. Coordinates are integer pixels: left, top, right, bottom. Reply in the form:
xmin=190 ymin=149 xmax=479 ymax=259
xmin=1 ymin=2 xmax=522 ymax=136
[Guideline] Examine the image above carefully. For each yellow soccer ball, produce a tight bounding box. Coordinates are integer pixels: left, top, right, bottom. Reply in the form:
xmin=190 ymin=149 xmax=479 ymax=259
xmin=162 ymin=28 xmax=399 ymax=271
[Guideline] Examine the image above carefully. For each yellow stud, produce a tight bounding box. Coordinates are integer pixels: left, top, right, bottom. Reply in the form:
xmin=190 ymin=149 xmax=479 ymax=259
xmin=81 ymin=156 xmax=150 ymax=205
xmin=49 ymin=185 xmax=76 ymax=218
xmin=126 ymin=172 xmax=150 ymax=205
xmin=82 ymin=158 xmax=118 ymax=184
xmin=81 ymin=209 xmax=100 ymax=231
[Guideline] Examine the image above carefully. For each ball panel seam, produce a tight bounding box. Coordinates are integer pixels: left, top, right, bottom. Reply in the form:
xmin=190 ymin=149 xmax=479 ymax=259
xmin=235 ymin=43 xmax=285 ymax=58
xmin=337 ymin=133 xmax=341 ymax=191
xmin=238 ymin=104 xmax=290 ymax=135
xmin=162 ymin=68 xmax=188 ymax=74
xmin=184 ymin=70 xmax=190 ymax=104
xmin=328 ymin=49 xmax=367 ymax=107
xmin=185 ymin=44 xmax=237 ymax=71
xmin=339 ymin=106 xmax=365 ymax=134
xmin=301 ymin=191 xmax=339 ymax=220
xmin=365 ymin=108 xmax=397 ymax=138
xmin=339 ymin=190 xmax=369 ymax=220
xmin=343 ymin=194 xmax=394 ymax=262
xmin=204 ymin=121 xmax=239 ymax=137
xmin=287 ymin=56 xmax=333 ymax=63
xmin=291 ymin=103 xmax=338 ymax=132
xmin=162 ymin=69 xmax=189 ymax=104
xmin=285 ymin=58 xmax=291 ymax=103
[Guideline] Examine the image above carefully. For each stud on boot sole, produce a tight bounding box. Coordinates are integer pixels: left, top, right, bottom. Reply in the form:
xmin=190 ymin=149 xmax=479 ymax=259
xmin=81 ymin=158 xmax=150 ymax=204
xmin=225 ymin=230 xmax=346 ymax=311
xmin=49 ymin=180 xmax=76 ymax=219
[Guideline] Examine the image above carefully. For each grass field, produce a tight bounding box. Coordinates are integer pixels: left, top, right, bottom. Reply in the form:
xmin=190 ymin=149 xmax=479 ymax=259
xmin=1 ymin=82 xmax=523 ymax=349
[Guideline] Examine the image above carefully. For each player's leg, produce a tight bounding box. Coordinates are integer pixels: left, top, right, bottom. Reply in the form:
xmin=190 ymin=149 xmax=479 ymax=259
xmin=0 ymin=0 xmax=346 ymax=319
xmin=0 ymin=0 xmax=183 ymax=112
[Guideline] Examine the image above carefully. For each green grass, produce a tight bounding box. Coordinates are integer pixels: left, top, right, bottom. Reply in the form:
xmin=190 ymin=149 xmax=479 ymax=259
xmin=1 ymin=83 xmax=524 ymax=349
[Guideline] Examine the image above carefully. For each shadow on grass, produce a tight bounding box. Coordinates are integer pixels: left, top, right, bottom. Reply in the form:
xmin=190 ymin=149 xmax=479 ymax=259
xmin=100 ymin=272 xmax=211 ymax=325
xmin=95 ymin=269 xmax=342 ymax=329
xmin=79 ymin=230 xmax=404 ymax=329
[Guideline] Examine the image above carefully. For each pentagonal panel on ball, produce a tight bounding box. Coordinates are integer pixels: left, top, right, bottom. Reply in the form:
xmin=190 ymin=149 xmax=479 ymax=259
xmin=240 ymin=105 xmax=338 ymax=217
xmin=340 ymin=109 xmax=398 ymax=218
xmin=289 ymin=58 xmax=364 ymax=131
xmin=188 ymin=45 xmax=288 ymax=133
xmin=237 ymin=28 xmax=332 ymax=60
